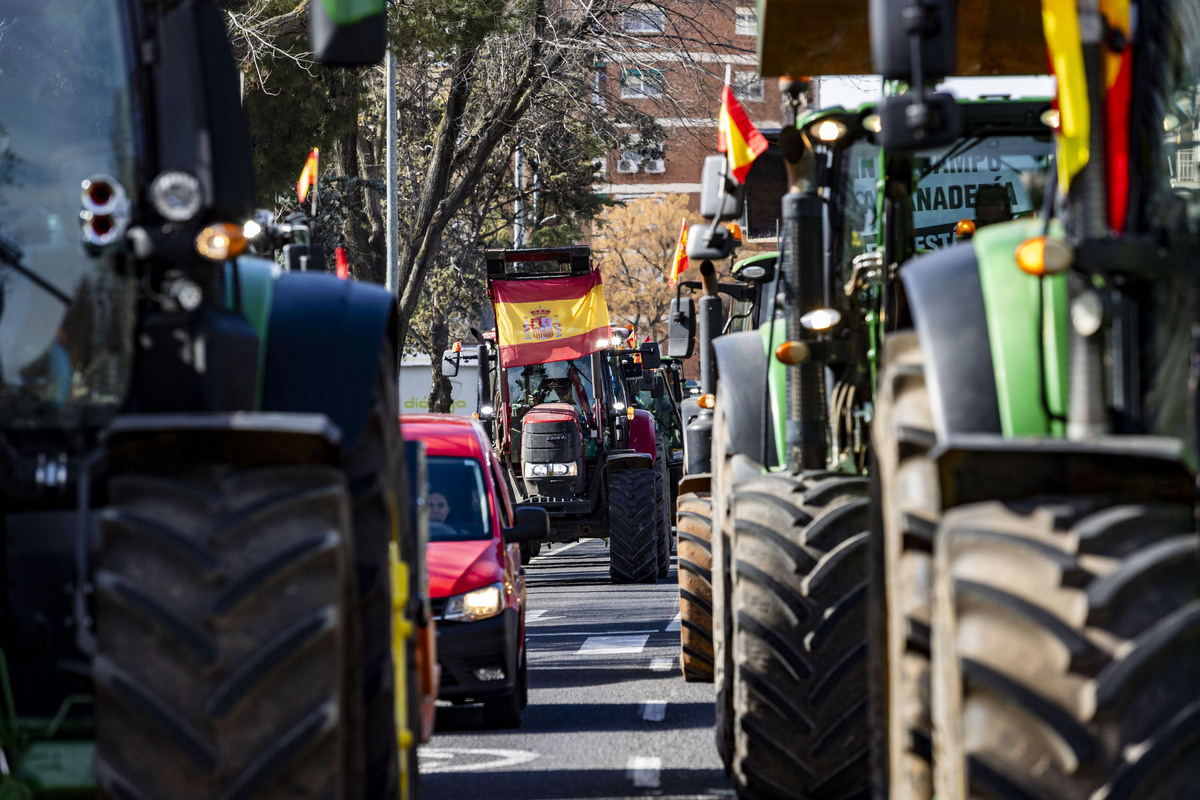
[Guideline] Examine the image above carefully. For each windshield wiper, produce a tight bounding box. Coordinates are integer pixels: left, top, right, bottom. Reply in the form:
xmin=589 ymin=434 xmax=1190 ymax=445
xmin=915 ymin=125 xmax=1000 ymax=185
xmin=0 ymin=231 xmax=72 ymax=306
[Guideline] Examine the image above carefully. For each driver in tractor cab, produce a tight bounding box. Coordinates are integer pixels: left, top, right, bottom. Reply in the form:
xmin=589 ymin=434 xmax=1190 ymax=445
xmin=973 ymin=183 xmax=1013 ymax=227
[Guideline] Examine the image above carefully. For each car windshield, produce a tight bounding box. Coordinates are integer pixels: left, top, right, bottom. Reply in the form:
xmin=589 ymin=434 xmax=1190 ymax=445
xmin=506 ymin=357 xmax=595 ymax=413
xmin=0 ymin=0 xmax=139 ymax=431
xmin=426 ymin=456 xmax=492 ymax=542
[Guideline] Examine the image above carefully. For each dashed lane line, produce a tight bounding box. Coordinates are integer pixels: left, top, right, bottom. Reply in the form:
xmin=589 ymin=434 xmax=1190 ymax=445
xmin=665 ymin=613 xmax=681 ymax=632
xmin=526 ymin=629 xmax=657 ymax=637
xmin=532 ymin=540 xmax=587 ymax=559
xmin=649 ymin=657 xmax=676 ymax=671
xmin=626 ymin=756 xmax=663 ymax=788
xmin=577 ymin=634 xmax=650 ymax=655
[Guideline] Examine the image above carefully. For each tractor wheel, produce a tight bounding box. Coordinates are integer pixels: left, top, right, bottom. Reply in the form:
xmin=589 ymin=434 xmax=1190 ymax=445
xmin=677 ymin=491 xmax=715 ymax=682
xmin=608 ymin=468 xmax=658 ymax=584
xmin=655 ymin=436 xmax=672 ymax=579
xmin=710 ymin=396 xmax=736 ymax=773
xmin=872 ymin=330 xmax=938 ymax=800
xmin=728 ymin=471 xmax=871 ymax=799
xmin=344 ymin=340 xmax=405 ymax=800
xmin=94 ymin=465 xmax=357 ymax=800
xmin=932 ymin=495 xmax=1200 ymax=799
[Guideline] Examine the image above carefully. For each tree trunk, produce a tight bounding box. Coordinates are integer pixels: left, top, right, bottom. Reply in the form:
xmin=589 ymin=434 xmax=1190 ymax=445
xmin=427 ymin=304 xmax=453 ymax=413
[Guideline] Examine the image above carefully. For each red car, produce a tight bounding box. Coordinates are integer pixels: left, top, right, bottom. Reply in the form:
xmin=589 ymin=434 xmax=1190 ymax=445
xmin=401 ymin=413 xmax=548 ymax=728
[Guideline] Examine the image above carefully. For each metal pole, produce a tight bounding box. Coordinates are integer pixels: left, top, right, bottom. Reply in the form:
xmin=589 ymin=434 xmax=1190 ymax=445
xmin=386 ymin=49 xmax=399 ymax=295
xmin=514 ymin=143 xmax=525 ymax=247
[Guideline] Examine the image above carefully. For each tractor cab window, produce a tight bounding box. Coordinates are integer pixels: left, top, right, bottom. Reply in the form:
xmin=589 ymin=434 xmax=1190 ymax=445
xmin=426 ymin=456 xmax=492 ymax=542
xmin=909 ymin=130 xmax=1053 ymax=251
xmin=507 ymin=357 xmax=595 ymax=419
xmin=837 ymin=140 xmax=883 ymax=264
xmin=0 ymin=0 xmax=139 ymax=431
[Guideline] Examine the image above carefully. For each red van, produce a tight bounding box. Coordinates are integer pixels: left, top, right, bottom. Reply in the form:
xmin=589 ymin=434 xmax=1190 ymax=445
xmin=401 ymin=414 xmax=548 ymax=728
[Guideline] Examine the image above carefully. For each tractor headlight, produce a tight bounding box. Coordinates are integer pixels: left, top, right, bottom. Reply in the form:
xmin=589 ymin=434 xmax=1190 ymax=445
xmin=442 ymin=582 xmax=504 ymax=622
xmin=195 ymin=223 xmax=247 ymax=261
xmin=525 ymin=462 xmax=576 ymax=478
xmin=150 ymin=171 xmax=203 ymax=222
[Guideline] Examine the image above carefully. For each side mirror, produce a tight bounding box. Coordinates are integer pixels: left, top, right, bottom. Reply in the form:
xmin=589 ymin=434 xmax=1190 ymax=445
xmin=441 ymin=348 xmax=461 ymax=378
xmin=699 ymin=155 xmax=745 ymax=220
xmin=878 ymin=92 xmax=962 ymax=151
xmin=505 ymin=505 xmax=550 ymax=543
xmin=686 ymin=222 xmax=737 ymax=261
xmin=870 ymin=0 xmax=957 ymax=81
xmin=651 ymin=373 xmax=666 ymax=399
xmin=619 ymin=352 xmax=644 ymax=380
xmin=638 ymin=341 xmax=662 ymax=370
xmin=311 ymin=0 xmax=387 ymax=66
xmin=667 ymin=296 xmax=696 ymax=359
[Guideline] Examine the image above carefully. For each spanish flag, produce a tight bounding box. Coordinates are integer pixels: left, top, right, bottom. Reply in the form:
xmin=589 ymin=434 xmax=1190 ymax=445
xmin=492 ymin=269 xmax=613 ymax=368
xmin=668 ymin=218 xmax=688 ymax=287
xmin=717 ymin=85 xmax=768 ymax=184
xmin=297 ymin=148 xmax=319 ymax=204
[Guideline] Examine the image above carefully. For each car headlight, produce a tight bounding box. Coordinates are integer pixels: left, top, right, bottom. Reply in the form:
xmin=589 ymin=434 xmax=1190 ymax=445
xmin=524 ymin=462 xmax=577 ymax=477
xmin=442 ymin=582 xmax=504 ymax=622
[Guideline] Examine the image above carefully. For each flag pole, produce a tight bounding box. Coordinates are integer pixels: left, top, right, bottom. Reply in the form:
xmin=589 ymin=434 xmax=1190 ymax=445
xmin=311 ymin=148 xmax=319 ymax=218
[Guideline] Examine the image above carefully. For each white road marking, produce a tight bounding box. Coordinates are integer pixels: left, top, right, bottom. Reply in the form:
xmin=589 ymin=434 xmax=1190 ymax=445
xmin=577 ymin=634 xmax=650 ymax=655
xmin=665 ymin=613 xmax=681 ymax=632
xmin=535 ymin=540 xmax=587 ymax=558
xmin=419 ymin=747 xmax=539 ymax=773
xmin=649 ymin=657 xmax=675 ymax=671
xmin=626 ymin=756 xmax=662 ymax=788
xmin=641 ymin=700 xmax=667 ymax=721
xmin=527 ymin=609 xmax=548 ymax=619
xmin=526 ymin=629 xmax=657 ymax=637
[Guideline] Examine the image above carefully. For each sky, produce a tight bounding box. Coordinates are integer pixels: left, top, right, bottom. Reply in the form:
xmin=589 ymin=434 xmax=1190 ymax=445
xmin=817 ymin=75 xmax=1057 ymax=108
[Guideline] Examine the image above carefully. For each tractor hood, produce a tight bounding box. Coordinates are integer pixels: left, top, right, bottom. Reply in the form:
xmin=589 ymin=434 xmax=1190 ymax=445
xmin=756 ymin=0 xmax=1045 ymax=78
xmin=522 ymin=403 xmax=583 ymax=426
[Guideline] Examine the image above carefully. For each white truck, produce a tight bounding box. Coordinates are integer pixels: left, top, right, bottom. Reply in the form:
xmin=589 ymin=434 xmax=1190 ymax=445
xmin=399 ymin=353 xmax=479 ymax=415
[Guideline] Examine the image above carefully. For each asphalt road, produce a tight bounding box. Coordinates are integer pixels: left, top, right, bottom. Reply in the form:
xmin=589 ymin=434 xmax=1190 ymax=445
xmin=419 ymin=537 xmax=733 ymax=800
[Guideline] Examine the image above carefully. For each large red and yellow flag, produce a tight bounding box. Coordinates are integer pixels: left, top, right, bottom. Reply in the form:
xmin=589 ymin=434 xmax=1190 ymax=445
xmin=717 ymin=85 xmax=768 ymax=184
xmin=297 ymin=148 xmax=319 ymax=203
xmin=668 ymin=218 xmax=688 ymax=287
xmin=492 ymin=269 xmax=613 ymax=368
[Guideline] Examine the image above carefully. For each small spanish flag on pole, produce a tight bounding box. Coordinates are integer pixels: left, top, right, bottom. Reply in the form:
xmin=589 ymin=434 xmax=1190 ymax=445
xmin=297 ymin=147 xmax=319 ymax=210
xmin=717 ymin=71 xmax=768 ymax=184
xmin=668 ymin=218 xmax=689 ymax=288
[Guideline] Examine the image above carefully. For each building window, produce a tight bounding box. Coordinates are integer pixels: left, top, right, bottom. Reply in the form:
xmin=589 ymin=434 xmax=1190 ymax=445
xmin=1179 ymin=146 xmax=1198 ymax=182
xmin=733 ymin=71 xmax=764 ymax=102
xmin=735 ymin=6 xmax=757 ymax=36
xmin=592 ymin=61 xmax=607 ymax=108
xmin=617 ymin=140 xmax=665 ymax=174
xmin=622 ymin=4 xmax=665 ymax=34
xmin=592 ymin=156 xmax=608 ymax=177
xmin=621 ymin=68 xmax=664 ymax=99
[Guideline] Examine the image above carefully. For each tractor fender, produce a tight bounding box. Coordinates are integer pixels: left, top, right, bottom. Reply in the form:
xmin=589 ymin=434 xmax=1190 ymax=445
xmin=629 ymin=408 xmax=658 ymax=460
xmin=900 ymin=243 xmax=1002 ymax=440
xmin=604 ymin=450 xmax=654 ymax=473
xmin=711 ymin=330 xmax=777 ymax=468
xmin=677 ymin=472 xmax=711 ymax=497
xmin=262 ymin=271 xmax=396 ymax=453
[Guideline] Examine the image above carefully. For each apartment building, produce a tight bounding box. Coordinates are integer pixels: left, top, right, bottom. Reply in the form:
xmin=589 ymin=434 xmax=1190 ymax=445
xmin=594 ymin=0 xmax=788 ymax=249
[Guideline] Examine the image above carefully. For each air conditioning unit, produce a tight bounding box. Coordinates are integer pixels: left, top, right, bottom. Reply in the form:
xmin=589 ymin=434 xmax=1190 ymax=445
xmin=643 ymin=158 xmax=665 ymax=174
xmin=617 ymin=157 xmax=640 ymax=174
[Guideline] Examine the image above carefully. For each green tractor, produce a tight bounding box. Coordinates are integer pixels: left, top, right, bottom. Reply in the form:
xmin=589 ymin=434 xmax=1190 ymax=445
xmin=867 ymin=0 xmax=1200 ymax=797
xmin=0 ymin=2 xmax=428 ymax=798
xmin=688 ymin=34 xmax=1059 ymax=800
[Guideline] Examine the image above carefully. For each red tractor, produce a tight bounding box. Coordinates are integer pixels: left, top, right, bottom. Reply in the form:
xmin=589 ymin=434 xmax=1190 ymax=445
xmin=451 ymin=247 xmax=670 ymax=582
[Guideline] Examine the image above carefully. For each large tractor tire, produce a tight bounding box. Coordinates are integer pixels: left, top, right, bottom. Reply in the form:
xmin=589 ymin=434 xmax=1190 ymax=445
xmin=655 ymin=436 xmax=673 ymax=579
xmin=94 ymin=465 xmax=357 ymax=800
xmin=710 ymin=396 xmax=737 ymax=772
xmin=609 ymin=468 xmax=659 ymax=584
xmin=931 ymin=495 xmax=1200 ymax=799
xmin=344 ymin=341 xmax=405 ymax=800
xmin=677 ymin=491 xmax=715 ymax=682
xmin=872 ymin=330 xmax=938 ymax=800
xmin=729 ymin=471 xmax=872 ymax=800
